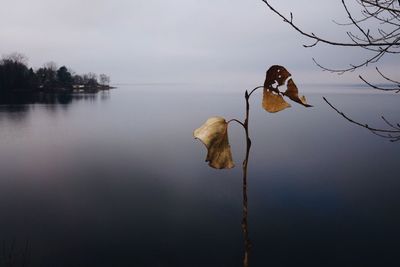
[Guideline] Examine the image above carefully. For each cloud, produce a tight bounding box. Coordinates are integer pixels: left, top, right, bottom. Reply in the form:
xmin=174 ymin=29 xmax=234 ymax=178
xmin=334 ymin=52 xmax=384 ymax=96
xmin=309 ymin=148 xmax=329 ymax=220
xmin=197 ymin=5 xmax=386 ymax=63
xmin=0 ymin=0 xmax=394 ymax=84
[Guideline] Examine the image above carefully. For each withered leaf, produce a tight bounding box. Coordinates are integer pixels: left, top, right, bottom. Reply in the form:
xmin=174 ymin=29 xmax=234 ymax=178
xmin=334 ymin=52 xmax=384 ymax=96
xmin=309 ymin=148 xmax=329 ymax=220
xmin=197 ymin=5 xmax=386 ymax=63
xmin=263 ymin=65 xmax=312 ymax=112
xmin=193 ymin=117 xmax=235 ymax=169
xmin=262 ymin=89 xmax=291 ymax=113
xmin=264 ymin=65 xmax=291 ymax=92
xmin=284 ymin=78 xmax=312 ymax=107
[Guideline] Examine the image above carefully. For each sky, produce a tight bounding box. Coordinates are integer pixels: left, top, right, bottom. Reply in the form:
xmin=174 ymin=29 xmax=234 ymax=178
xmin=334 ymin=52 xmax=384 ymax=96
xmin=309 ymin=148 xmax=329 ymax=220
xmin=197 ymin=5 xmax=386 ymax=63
xmin=0 ymin=0 xmax=397 ymax=85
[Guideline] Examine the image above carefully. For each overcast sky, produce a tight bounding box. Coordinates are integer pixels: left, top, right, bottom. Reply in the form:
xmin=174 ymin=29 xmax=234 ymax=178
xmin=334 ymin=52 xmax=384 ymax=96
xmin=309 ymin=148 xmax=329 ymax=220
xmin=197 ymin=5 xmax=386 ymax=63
xmin=0 ymin=0 xmax=396 ymax=85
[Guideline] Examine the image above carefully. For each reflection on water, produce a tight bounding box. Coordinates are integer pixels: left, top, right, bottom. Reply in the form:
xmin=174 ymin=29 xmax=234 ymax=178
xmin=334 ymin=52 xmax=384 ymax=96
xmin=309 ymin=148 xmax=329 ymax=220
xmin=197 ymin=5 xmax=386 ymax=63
xmin=0 ymin=92 xmax=110 ymax=122
xmin=0 ymin=91 xmax=110 ymax=106
xmin=0 ymin=85 xmax=399 ymax=267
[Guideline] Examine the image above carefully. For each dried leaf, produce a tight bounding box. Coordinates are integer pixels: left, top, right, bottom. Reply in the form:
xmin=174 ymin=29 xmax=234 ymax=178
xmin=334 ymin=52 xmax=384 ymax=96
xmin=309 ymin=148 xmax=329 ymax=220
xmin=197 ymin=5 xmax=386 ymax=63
xmin=193 ymin=117 xmax=235 ymax=169
xmin=284 ymin=78 xmax=312 ymax=107
xmin=263 ymin=65 xmax=312 ymax=112
xmin=262 ymin=89 xmax=291 ymax=113
xmin=264 ymin=65 xmax=291 ymax=92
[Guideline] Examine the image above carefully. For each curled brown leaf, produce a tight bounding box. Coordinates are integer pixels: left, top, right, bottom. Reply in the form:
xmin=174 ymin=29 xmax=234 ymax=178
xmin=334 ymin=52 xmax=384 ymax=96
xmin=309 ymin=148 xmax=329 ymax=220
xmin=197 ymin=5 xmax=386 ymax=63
xmin=262 ymin=65 xmax=312 ymax=112
xmin=264 ymin=65 xmax=291 ymax=93
xmin=284 ymin=78 xmax=312 ymax=107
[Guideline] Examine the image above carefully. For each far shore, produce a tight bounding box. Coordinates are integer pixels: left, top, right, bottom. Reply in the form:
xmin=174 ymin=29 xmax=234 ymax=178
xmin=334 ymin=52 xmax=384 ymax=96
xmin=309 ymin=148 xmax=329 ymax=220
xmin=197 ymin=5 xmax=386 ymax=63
xmin=7 ymin=85 xmax=117 ymax=95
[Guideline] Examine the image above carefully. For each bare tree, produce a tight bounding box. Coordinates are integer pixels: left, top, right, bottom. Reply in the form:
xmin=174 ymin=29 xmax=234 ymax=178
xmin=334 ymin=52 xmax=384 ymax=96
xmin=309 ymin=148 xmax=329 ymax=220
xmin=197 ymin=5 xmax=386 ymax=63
xmin=99 ymin=74 xmax=110 ymax=86
xmin=43 ymin=61 xmax=58 ymax=72
xmin=261 ymin=0 xmax=400 ymax=141
xmin=1 ymin=52 xmax=28 ymax=65
xmin=87 ymin=72 xmax=97 ymax=81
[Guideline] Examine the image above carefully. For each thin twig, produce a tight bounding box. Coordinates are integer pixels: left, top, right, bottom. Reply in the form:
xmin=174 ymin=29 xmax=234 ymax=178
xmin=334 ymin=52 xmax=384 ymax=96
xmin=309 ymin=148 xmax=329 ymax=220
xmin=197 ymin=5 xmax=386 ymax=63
xmin=323 ymin=97 xmax=400 ymax=141
xmin=247 ymin=86 xmax=264 ymax=97
xmin=261 ymin=0 xmax=400 ymax=47
xmin=261 ymin=0 xmax=400 ymax=74
xmin=227 ymin=119 xmax=246 ymax=128
xmin=359 ymin=75 xmax=400 ymax=92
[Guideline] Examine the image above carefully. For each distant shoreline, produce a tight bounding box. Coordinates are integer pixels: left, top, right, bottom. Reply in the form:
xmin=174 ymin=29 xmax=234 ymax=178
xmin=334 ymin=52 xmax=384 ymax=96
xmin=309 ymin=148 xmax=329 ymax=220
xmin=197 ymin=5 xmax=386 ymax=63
xmin=2 ymin=85 xmax=117 ymax=95
xmin=1 ymin=52 xmax=114 ymax=97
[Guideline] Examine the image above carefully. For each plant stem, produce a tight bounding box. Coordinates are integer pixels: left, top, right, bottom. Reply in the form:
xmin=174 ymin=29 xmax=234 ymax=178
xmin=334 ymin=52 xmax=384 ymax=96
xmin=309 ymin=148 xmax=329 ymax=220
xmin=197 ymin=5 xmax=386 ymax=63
xmin=227 ymin=119 xmax=246 ymax=128
xmin=248 ymin=86 xmax=264 ymax=98
xmin=242 ymin=90 xmax=251 ymax=267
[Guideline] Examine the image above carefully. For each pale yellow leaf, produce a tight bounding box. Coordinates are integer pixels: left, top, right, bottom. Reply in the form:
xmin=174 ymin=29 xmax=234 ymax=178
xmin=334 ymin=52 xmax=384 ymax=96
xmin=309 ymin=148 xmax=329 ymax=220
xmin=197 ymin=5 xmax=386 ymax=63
xmin=193 ymin=117 xmax=235 ymax=169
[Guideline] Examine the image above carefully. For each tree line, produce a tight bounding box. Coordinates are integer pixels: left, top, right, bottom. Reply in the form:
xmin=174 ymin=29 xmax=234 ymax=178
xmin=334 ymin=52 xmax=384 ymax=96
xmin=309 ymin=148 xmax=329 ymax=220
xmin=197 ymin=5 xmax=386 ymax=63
xmin=0 ymin=52 xmax=111 ymax=94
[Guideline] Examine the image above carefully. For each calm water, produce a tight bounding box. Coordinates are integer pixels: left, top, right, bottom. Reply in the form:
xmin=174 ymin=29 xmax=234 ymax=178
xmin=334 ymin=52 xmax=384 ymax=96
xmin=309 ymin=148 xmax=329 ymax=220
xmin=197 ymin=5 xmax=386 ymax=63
xmin=0 ymin=85 xmax=399 ymax=267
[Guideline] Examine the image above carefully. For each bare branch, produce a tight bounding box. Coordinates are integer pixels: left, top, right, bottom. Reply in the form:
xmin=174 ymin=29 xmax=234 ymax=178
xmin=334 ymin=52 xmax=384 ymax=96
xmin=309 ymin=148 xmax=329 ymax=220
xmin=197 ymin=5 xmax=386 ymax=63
xmin=312 ymin=45 xmax=387 ymax=73
xmin=376 ymin=66 xmax=400 ymax=84
xmin=261 ymin=0 xmax=400 ymax=47
xmin=361 ymin=0 xmax=400 ymax=13
xmin=342 ymin=0 xmax=372 ymax=42
xmin=359 ymin=74 xmax=400 ymax=92
xmin=323 ymin=97 xmax=400 ymax=141
xmin=262 ymin=0 xmax=400 ymax=74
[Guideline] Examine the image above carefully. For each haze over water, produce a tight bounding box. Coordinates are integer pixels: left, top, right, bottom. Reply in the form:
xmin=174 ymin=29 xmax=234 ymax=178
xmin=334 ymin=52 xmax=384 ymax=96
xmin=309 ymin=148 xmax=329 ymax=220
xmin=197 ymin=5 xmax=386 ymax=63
xmin=0 ymin=84 xmax=399 ymax=266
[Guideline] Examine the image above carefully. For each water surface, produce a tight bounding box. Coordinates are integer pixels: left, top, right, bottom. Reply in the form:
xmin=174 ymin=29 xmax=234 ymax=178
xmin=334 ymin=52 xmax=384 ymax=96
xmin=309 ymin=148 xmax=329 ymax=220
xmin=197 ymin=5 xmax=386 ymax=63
xmin=0 ymin=85 xmax=399 ymax=266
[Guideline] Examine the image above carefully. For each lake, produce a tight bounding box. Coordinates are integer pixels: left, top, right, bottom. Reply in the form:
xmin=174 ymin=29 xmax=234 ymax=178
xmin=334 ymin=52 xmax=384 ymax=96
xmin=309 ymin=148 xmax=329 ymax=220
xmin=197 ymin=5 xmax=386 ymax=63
xmin=0 ymin=84 xmax=399 ymax=267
